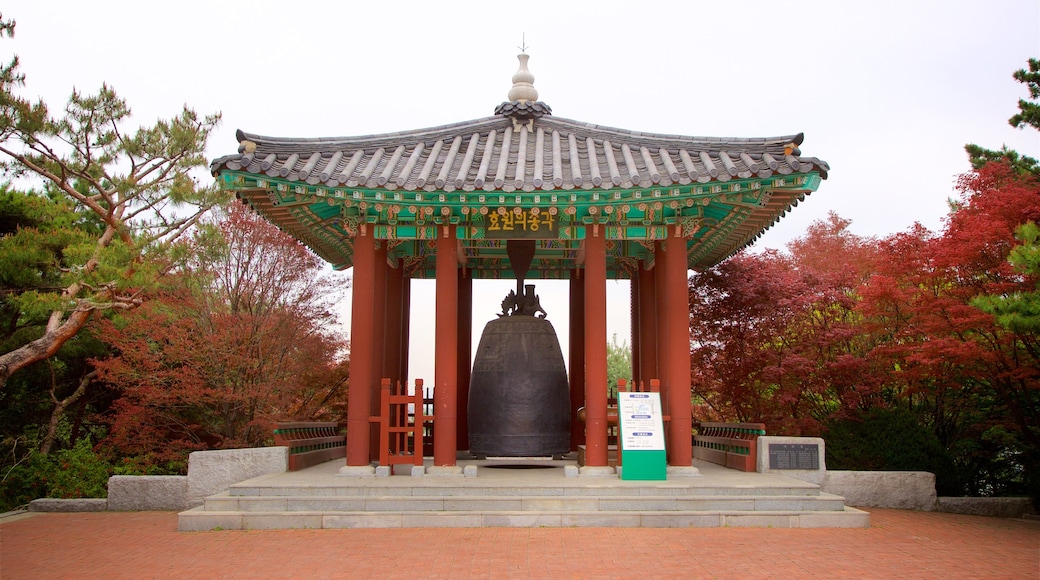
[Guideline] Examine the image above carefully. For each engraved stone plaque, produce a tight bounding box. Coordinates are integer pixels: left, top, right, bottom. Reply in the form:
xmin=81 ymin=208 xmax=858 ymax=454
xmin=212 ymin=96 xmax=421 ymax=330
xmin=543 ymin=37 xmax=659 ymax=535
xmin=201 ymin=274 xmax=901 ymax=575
xmin=768 ymin=443 xmax=820 ymax=470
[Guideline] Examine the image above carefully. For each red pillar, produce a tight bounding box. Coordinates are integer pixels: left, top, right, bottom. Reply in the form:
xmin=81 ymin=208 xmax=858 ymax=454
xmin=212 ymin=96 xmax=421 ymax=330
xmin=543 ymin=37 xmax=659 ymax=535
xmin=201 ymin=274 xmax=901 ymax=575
xmin=583 ymin=229 xmax=608 ymax=466
xmin=401 ymin=276 xmax=411 ymax=382
xmin=630 ymin=273 xmax=641 ymax=388
xmin=638 ymin=260 xmax=658 ymax=387
xmin=456 ymin=269 xmax=472 ymax=451
xmin=568 ymin=270 xmax=586 ymax=451
xmin=383 ymin=259 xmax=404 ymax=383
xmin=369 ymin=244 xmax=388 ymax=459
xmin=654 ymin=242 xmax=670 ymax=419
xmin=434 ymin=227 xmax=458 ymax=466
xmin=346 ymin=230 xmax=375 ymax=466
xmin=663 ymin=234 xmax=693 ymax=466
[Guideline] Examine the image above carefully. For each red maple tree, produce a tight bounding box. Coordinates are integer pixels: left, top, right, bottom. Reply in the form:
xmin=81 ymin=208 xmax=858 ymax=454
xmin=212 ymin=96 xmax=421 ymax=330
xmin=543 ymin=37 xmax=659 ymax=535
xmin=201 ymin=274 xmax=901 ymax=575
xmin=859 ymin=162 xmax=1040 ymax=463
xmin=93 ymin=202 xmax=350 ymax=464
xmin=689 ymin=213 xmax=881 ymax=434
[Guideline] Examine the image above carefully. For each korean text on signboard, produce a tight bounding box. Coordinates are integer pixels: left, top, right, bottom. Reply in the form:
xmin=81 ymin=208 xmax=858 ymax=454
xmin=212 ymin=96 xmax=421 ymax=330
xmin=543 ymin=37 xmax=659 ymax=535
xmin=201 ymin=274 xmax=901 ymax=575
xmin=485 ymin=208 xmax=558 ymax=239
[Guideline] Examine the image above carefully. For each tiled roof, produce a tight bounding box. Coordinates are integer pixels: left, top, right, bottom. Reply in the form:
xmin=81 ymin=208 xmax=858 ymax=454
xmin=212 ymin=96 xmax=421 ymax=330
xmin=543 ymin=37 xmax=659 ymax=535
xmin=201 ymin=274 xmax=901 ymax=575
xmin=211 ymin=116 xmax=828 ymax=193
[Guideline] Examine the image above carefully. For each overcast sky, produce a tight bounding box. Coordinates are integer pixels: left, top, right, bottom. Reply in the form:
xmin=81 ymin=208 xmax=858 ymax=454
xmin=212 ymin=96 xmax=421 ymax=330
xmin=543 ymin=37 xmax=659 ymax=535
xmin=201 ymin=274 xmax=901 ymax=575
xmin=5 ymin=1 xmax=1038 ymax=381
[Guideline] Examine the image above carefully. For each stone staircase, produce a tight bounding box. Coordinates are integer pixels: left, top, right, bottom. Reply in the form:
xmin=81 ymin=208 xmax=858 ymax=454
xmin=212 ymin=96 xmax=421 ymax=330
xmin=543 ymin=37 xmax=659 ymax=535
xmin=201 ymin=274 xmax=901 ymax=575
xmin=178 ymin=460 xmax=868 ymax=531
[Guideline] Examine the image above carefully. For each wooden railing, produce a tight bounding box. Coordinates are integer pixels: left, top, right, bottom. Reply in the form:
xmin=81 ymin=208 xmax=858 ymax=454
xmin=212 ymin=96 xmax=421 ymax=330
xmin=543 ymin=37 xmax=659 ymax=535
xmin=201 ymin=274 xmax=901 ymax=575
xmin=693 ymin=422 xmax=766 ymax=472
xmin=369 ymin=378 xmax=426 ymax=469
xmin=422 ymin=382 xmax=434 ymax=458
xmin=273 ymin=422 xmax=346 ymax=471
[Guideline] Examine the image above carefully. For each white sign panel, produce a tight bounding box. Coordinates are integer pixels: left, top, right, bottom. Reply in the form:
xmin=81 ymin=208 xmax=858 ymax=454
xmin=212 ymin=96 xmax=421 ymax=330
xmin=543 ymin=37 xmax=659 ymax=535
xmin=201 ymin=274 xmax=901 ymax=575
xmin=617 ymin=392 xmax=666 ymax=451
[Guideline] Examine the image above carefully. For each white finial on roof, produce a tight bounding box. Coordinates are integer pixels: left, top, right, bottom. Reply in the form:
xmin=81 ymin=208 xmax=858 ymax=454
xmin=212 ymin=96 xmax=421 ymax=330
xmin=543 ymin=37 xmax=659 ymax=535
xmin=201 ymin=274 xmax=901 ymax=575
xmin=508 ymin=51 xmax=538 ymax=103
xmin=495 ymin=41 xmax=551 ymax=128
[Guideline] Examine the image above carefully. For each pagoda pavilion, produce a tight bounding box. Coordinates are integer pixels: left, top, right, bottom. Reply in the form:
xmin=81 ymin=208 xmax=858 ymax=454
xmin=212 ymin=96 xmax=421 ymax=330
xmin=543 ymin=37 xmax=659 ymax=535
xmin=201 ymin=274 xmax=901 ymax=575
xmin=210 ymin=53 xmax=829 ymax=476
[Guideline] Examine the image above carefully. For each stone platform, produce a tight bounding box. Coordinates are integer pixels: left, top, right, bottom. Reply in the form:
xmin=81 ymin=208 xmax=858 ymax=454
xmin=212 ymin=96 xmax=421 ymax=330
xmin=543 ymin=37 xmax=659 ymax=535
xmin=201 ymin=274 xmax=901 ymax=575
xmin=178 ymin=458 xmax=868 ymax=530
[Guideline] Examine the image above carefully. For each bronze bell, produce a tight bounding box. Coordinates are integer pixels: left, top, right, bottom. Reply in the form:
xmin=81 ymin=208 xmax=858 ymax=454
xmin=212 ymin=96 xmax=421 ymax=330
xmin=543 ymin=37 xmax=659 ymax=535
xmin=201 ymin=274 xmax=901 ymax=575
xmin=466 ymin=240 xmax=571 ymax=457
xmin=467 ymin=314 xmax=571 ymax=457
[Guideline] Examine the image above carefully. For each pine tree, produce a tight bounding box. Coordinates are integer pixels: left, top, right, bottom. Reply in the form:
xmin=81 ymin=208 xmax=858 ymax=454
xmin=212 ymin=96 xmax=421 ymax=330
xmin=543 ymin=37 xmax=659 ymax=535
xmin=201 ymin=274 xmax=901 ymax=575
xmin=0 ymin=15 xmax=227 ymax=387
xmin=965 ymin=58 xmax=1040 ymax=174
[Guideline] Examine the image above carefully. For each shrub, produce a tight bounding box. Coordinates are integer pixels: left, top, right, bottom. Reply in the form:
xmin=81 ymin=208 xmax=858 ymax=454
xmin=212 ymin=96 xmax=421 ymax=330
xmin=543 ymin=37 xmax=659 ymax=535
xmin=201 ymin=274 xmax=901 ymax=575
xmin=0 ymin=440 xmax=113 ymax=511
xmin=825 ymin=406 xmax=962 ymax=495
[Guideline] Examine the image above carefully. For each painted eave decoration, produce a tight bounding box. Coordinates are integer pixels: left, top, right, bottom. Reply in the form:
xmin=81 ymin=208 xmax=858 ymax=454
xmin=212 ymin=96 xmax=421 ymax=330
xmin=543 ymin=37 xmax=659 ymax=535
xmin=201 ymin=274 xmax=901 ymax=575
xmin=210 ymin=58 xmax=827 ymax=279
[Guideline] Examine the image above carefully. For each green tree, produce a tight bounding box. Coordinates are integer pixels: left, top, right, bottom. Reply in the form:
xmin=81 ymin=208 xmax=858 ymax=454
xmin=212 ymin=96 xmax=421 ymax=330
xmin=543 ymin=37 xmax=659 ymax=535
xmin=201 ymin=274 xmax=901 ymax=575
xmin=1010 ymin=58 xmax=1040 ymax=131
xmin=972 ymin=221 xmax=1040 ymax=334
xmin=0 ymin=186 xmax=112 ymax=454
xmin=965 ymin=58 xmax=1040 ymax=174
xmin=606 ymin=333 xmax=631 ymax=400
xmin=0 ymin=16 xmax=226 ymax=387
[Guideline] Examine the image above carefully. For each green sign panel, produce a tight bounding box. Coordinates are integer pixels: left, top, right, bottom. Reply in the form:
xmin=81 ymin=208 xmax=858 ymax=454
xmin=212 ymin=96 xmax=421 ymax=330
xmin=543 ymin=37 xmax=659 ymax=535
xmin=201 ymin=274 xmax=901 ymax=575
xmin=618 ymin=392 xmax=667 ymax=480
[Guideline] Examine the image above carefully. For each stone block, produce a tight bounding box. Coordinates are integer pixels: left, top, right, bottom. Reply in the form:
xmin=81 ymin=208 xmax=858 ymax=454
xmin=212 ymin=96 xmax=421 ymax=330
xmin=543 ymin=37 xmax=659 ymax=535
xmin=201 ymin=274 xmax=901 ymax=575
xmin=202 ymin=496 xmax=239 ymax=511
xmin=753 ymin=497 xmax=808 ymax=511
xmin=562 ymin=513 xmax=641 ymax=527
xmin=578 ymin=465 xmax=616 ymax=478
xmin=186 ymin=447 xmax=287 ymax=507
xmin=177 ymin=509 xmax=243 ymax=531
xmin=337 ymin=465 xmax=376 ymax=478
xmin=722 ymin=514 xmax=796 ymax=528
xmin=482 ymin=513 xmax=564 ymax=527
xmin=324 ymin=515 xmax=405 ymax=530
xmin=444 ymin=498 xmax=521 ymax=511
xmin=640 ymin=513 xmax=723 ymax=528
xmin=237 ymin=498 xmax=287 ymax=512
xmin=242 ymin=513 xmax=322 ymax=529
xmin=797 ymin=509 xmax=871 ymax=528
xmin=599 ymin=498 xmax=677 ymax=511
xmin=756 ymin=436 xmax=826 ymax=484
xmin=522 ymin=497 xmax=598 ymax=511
xmin=288 ymin=498 xmax=365 ymax=511
xmin=823 ymin=471 xmax=936 ymax=510
xmin=29 ymin=498 xmax=108 ymax=512
xmin=679 ymin=498 xmax=755 ymax=511
xmin=324 ymin=513 xmax=403 ymax=528
xmin=108 ymin=475 xmax=187 ymax=511
xmin=400 ymin=513 xmax=481 ymax=527
xmin=425 ymin=465 xmax=463 ymax=477
xmin=365 ymin=498 xmax=442 ymax=511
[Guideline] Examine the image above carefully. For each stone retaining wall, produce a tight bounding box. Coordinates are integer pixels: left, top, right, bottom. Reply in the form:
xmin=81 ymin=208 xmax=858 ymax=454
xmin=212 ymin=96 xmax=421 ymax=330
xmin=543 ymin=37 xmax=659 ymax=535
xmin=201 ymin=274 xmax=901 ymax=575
xmin=822 ymin=471 xmax=937 ymax=511
xmin=30 ymin=447 xmax=289 ymax=512
xmin=186 ymin=447 xmax=287 ymax=508
xmin=27 ymin=445 xmax=1034 ymax=517
xmin=108 ymin=475 xmax=188 ymax=511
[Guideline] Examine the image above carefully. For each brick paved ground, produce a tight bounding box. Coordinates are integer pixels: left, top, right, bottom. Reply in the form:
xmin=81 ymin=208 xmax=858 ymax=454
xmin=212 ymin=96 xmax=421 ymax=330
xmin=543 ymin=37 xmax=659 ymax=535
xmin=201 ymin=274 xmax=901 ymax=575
xmin=2 ymin=508 xmax=1037 ymax=579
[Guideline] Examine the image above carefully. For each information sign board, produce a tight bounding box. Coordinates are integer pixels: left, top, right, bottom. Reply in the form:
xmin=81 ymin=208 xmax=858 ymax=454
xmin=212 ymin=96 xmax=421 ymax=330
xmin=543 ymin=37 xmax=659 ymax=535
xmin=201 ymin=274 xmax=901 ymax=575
xmin=617 ymin=392 xmax=666 ymax=480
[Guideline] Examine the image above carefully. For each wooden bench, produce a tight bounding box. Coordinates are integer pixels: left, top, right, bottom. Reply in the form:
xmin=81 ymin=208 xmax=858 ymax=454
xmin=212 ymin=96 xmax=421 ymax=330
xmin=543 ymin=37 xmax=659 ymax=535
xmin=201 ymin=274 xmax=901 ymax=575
xmin=693 ymin=422 xmax=765 ymax=472
xmin=273 ymin=421 xmax=346 ymax=471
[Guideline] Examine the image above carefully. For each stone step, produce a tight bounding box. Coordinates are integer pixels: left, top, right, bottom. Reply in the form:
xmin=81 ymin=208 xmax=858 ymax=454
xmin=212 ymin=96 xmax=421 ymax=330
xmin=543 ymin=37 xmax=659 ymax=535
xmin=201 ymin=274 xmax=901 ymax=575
xmin=203 ymin=492 xmax=848 ymax=513
xmin=227 ymin=484 xmax=823 ymax=498
xmin=178 ymin=506 xmax=870 ymax=531
xmin=180 ymin=460 xmax=868 ymax=530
